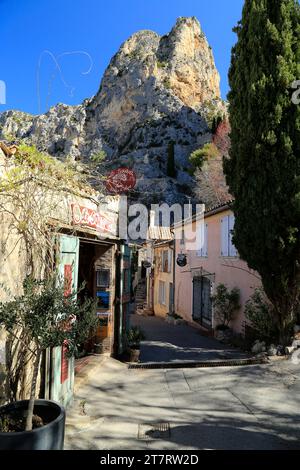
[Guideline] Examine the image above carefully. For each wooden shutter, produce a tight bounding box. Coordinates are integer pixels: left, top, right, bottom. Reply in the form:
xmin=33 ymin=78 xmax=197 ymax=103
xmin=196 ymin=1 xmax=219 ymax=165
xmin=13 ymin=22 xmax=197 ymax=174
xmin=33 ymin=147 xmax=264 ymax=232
xmin=221 ymin=216 xmax=229 ymax=257
xmin=229 ymin=215 xmax=238 ymax=257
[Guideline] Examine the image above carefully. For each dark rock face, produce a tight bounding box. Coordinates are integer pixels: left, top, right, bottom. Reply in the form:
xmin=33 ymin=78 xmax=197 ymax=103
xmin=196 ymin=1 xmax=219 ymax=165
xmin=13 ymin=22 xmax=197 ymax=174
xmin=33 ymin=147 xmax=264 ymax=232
xmin=0 ymin=17 xmax=227 ymax=205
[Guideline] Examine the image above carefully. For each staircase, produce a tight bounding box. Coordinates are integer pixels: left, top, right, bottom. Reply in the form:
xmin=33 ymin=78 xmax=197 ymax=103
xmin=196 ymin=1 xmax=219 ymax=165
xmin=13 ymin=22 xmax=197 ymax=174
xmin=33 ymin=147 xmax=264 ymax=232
xmin=134 ymin=280 xmax=153 ymax=316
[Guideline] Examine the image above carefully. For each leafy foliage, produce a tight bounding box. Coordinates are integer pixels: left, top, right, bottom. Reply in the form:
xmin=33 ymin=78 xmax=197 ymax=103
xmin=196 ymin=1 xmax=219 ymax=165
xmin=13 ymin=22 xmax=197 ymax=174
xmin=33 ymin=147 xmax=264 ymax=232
xmin=0 ymin=277 xmax=98 ymax=431
xmin=212 ymin=283 xmax=240 ymax=327
xmin=245 ymin=289 xmax=279 ymax=343
xmin=126 ymin=326 xmax=145 ymax=348
xmin=0 ymin=277 xmax=97 ymax=358
xmin=90 ymin=150 xmax=107 ymax=164
xmin=223 ymin=0 xmax=300 ymax=343
xmin=189 ymin=143 xmax=219 ymax=171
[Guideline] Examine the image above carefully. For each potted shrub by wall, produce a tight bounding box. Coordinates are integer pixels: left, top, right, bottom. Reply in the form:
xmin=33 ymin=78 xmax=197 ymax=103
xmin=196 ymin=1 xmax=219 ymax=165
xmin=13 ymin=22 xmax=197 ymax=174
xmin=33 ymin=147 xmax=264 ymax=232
xmin=0 ymin=277 xmax=97 ymax=450
xmin=126 ymin=326 xmax=145 ymax=362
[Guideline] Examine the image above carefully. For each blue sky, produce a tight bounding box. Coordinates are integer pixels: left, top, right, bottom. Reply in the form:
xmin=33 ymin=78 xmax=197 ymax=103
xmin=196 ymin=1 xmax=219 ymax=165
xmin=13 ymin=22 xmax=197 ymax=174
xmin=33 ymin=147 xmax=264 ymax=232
xmin=0 ymin=0 xmax=244 ymax=115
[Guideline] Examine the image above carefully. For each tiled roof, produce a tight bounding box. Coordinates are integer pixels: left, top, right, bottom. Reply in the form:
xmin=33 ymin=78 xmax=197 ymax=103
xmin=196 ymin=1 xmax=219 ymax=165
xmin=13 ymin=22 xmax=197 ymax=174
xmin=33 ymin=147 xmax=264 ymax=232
xmin=147 ymin=226 xmax=172 ymax=241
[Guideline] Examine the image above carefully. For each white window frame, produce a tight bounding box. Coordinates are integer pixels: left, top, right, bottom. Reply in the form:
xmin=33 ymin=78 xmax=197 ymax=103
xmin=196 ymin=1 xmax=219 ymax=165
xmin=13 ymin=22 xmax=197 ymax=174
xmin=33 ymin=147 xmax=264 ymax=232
xmin=221 ymin=214 xmax=238 ymax=257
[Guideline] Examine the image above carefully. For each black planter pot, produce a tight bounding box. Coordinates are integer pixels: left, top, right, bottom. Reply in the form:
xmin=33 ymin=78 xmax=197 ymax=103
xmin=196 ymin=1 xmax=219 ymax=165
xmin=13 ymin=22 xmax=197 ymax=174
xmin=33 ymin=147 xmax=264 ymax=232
xmin=0 ymin=399 xmax=65 ymax=450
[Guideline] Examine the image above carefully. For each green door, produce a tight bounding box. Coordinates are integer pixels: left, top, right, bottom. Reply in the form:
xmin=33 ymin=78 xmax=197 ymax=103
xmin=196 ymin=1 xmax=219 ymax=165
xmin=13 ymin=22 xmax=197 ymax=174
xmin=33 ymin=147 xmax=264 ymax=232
xmin=50 ymin=235 xmax=79 ymax=407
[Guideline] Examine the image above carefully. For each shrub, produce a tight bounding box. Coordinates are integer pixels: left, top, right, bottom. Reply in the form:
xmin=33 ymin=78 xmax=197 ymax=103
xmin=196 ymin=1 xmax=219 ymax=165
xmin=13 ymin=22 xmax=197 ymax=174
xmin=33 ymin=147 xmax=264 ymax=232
xmin=245 ymin=289 xmax=279 ymax=343
xmin=90 ymin=150 xmax=106 ymax=164
xmin=0 ymin=277 xmax=97 ymax=431
xmin=126 ymin=326 xmax=145 ymax=349
xmin=157 ymin=60 xmax=167 ymax=69
xmin=212 ymin=284 xmax=240 ymax=328
xmin=189 ymin=143 xmax=219 ymax=171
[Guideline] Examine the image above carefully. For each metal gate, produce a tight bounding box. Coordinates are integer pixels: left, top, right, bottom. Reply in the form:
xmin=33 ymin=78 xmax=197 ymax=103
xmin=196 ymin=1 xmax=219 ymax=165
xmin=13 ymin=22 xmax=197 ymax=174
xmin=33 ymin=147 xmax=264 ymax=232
xmin=192 ymin=276 xmax=212 ymax=328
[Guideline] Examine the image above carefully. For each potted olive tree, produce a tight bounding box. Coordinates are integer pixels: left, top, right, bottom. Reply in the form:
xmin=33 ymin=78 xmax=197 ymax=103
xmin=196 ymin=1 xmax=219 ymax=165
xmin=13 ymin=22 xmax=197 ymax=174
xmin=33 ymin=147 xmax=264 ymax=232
xmin=0 ymin=277 xmax=97 ymax=450
xmin=126 ymin=326 xmax=145 ymax=363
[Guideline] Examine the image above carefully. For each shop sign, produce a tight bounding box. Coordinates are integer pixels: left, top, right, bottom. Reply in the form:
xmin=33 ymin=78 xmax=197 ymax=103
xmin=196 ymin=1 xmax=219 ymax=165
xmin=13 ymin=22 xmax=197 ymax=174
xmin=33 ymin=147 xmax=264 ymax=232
xmin=177 ymin=253 xmax=187 ymax=267
xmin=71 ymin=203 xmax=115 ymax=235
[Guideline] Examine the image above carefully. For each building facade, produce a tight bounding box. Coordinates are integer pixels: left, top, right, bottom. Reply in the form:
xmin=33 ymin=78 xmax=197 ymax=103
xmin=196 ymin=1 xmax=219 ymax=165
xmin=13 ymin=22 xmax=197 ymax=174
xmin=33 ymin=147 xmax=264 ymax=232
xmin=0 ymin=144 xmax=131 ymax=406
xmin=174 ymin=204 xmax=261 ymax=335
xmin=153 ymin=241 xmax=174 ymax=318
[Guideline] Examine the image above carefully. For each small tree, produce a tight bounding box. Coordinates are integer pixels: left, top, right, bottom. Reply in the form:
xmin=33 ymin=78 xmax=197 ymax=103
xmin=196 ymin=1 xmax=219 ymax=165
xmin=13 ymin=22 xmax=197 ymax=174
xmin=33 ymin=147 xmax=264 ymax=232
xmin=245 ymin=289 xmax=280 ymax=344
xmin=212 ymin=284 xmax=241 ymax=328
xmin=0 ymin=277 xmax=97 ymax=431
xmin=189 ymin=143 xmax=219 ymax=171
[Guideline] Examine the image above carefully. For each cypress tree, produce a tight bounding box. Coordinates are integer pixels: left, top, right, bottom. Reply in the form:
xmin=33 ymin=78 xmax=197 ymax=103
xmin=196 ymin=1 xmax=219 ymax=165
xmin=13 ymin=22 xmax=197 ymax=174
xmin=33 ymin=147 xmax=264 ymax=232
xmin=224 ymin=0 xmax=300 ymax=344
xmin=167 ymin=141 xmax=176 ymax=177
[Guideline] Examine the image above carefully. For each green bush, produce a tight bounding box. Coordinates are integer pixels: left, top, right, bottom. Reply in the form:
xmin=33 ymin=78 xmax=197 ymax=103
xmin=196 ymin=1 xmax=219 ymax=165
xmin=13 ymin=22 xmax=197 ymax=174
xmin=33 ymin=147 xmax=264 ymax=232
xmin=90 ymin=150 xmax=106 ymax=164
xmin=0 ymin=277 xmax=97 ymax=431
xmin=212 ymin=284 xmax=240 ymax=328
xmin=245 ymin=289 xmax=278 ymax=343
xmin=157 ymin=60 xmax=167 ymax=69
xmin=126 ymin=326 xmax=145 ymax=348
xmin=189 ymin=143 xmax=219 ymax=171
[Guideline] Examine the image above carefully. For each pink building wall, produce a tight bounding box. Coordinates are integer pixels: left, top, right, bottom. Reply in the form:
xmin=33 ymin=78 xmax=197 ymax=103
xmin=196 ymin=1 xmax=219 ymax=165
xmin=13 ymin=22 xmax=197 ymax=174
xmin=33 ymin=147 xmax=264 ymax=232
xmin=175 ymin=207 xmax=261 ymax=334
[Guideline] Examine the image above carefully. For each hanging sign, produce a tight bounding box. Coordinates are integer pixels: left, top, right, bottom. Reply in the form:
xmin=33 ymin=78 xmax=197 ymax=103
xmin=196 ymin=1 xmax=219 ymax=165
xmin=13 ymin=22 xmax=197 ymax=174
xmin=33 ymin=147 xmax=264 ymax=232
xmin=106 ymin=168 xmax=136 ymax=194
xmin=176 ymin=253 xmax=187 ymax=267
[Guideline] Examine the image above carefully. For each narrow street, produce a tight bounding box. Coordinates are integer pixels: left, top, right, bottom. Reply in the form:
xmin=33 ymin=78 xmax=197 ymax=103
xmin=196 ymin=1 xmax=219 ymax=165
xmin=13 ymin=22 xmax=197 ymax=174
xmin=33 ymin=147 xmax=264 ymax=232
xmin=65 ymin=356 xmax=300 ymax=450
xmin=131 ymin=314 xmax=249 ymax=363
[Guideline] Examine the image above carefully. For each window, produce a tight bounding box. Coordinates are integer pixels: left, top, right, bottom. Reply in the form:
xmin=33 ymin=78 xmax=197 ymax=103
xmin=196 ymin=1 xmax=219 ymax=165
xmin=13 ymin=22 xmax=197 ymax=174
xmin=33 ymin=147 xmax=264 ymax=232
xmin=158 ymin=281 xmax=166 ymax=305
xmin=221 ymin=215 xmax=238 ymax=257
xmin=161 ymin=249 xmax=171 ymax=273
xmin=196 ymin=222 xmax=208 ymax=257
xmin=96 ymin=269 xmax=111 ymax=287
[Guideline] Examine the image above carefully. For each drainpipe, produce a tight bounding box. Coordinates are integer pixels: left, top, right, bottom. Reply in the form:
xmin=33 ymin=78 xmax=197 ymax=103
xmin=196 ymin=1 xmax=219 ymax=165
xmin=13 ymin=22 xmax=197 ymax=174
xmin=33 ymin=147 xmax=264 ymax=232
xmin=170 ymin=228 xmax=176 ymax=316
xmin=113 ymin=242 xmax=122 ymax=358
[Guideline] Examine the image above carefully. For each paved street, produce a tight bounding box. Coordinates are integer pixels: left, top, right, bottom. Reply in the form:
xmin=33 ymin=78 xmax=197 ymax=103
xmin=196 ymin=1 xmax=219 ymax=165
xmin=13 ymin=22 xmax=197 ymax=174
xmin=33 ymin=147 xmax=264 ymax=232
xmin=131 ymin=314 xmax=249 ymax=363
xmin=65 ymin=357 xmax=300 ymax=450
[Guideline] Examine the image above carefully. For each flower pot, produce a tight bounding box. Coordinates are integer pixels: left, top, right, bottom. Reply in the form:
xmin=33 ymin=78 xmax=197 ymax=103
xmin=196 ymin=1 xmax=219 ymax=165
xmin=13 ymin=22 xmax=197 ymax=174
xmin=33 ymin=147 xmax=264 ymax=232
xmin=0 ymin=399 xmax=65 ymax=450
xmin=129 ymin=347 xmax=140 ymax=363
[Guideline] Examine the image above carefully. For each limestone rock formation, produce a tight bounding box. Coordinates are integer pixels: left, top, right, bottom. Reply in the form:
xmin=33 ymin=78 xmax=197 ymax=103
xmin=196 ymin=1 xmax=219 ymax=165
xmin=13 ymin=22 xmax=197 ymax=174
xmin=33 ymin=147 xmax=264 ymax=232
xmin=0 ymin=17 xmax=227 ymax=205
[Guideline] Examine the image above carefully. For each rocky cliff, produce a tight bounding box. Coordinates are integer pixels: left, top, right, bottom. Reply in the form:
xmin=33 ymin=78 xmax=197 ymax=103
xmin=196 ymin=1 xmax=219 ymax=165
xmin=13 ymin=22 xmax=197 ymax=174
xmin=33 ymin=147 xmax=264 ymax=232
xmin=0 ymin=17 xmax=227 ymax=205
